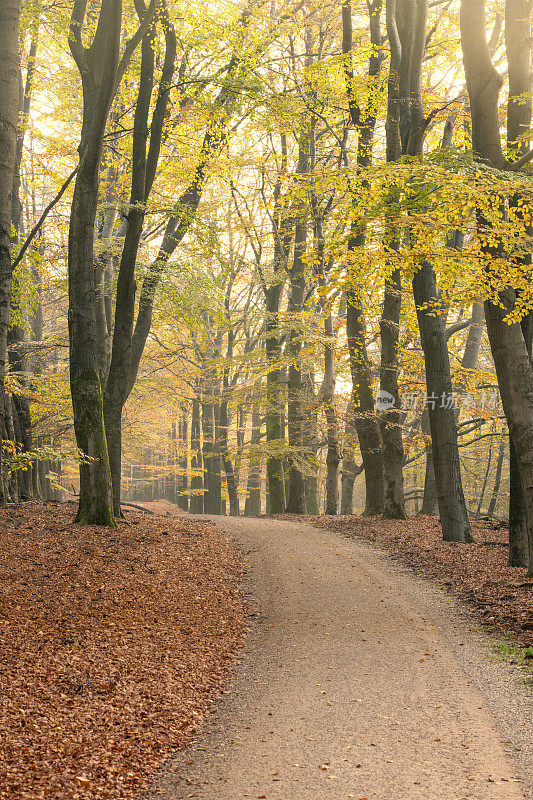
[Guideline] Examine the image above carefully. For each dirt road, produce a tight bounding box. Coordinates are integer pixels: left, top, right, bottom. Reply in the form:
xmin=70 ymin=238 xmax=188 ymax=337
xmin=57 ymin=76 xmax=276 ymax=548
xmin=144 ymin=516 xmax=532 ymax=800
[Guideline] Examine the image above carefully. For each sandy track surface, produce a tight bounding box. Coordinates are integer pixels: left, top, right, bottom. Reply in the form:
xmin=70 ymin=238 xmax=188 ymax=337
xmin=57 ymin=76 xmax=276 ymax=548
xmin=143 ymin=516 xmax=532 ymax=800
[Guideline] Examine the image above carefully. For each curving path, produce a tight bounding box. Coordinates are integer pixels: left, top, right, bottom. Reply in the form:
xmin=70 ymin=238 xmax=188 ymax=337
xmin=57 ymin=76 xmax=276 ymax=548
xmin=143 ymin=515 xmax=532 ymax=800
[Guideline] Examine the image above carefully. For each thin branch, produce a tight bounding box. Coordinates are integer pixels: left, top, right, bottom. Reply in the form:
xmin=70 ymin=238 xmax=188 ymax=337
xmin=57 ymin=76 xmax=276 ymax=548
xmin=507 ymin=147 xmax=533 ymax=171
xmin=444 ymin=317 xmax=471 ymax=341
xmin=12 ymin=167 xmax=78 ymax=271
xmin=459 ymin=431 xmax=503 ymax=448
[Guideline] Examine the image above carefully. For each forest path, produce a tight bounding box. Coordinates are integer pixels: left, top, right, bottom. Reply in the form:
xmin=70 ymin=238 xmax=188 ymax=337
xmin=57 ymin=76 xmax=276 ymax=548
xmin=143 ymin=514 xmax=532 ymax=800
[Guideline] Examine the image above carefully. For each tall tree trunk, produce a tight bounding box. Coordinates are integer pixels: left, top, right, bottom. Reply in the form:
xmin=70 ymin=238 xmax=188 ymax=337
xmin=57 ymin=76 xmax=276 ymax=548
xmin=220 ymin=371 xmax=239 ymax=515
xmin=380 ymin=263 xmax=405 ymax=518
xmin=219 ymin=281 xmax=239 ymax=515
xmin=476 ymin=432 xmax=494 ymax=516
xmin=8 ymin=330 xmax=32 ymax=500
xmin=213 ymin=391 xmax=223 ymax=513
xmin=4 ymin=395 xmax=18 ymax=501
xmin=343 ymin=0 xmax=385 ymax=515
xmin=412 ymin=263 xmax=472 ymax=540
xmin=0 ymin=0 xmax=21 ymax=504
xmin=178 ymin=411 xmax=189 ymax=511
xmin=168 ymin=422 xmax=178 ymax=504
xmin=6 ymin=28 xmax=40 ymax=502
xmin=422 ymin=301 xmax=485 ymax=513
xmin=201 ymin=392 xmax=217 ymax=514
xmin=397 ymin=0 xmax=471 ymax=541
xmin=379 ymin=0 xmax=405 ymax=518
xmin=322 ymin=305 xmax=341 ymax=514
xmin=190 ymin=393 xmax=204 ymax=514
xmin=104 ymin=10 xmax=175 ymax=515
xmin=245 ymin=390 xmax=262 ymax=516
xmin=509 ymin=438 xmax=529 ymax=566
xmin=487 ymin=432 xmax=505 ymax=518
xmin=340 ymin=396 xmax=363 ymax=514
xmin=420 ymin=408 xmax=438 ymax=514
xmin=303 ymin=371 xmax=319 ymax=514
xmin=67 ymin=0 xmax=133 ymax=525
xmin=265 ymin=134 xmax=289 ymax=513
xmin=234 ymin=402 xmax=246 ymax=494
xmin=314 ymin=208 xmax=340 ymax=515
xmin=346 ymin=287 xmax=384 ymax=514
xmin=461 ymin=0 xmax=533 ymax=573
xmin=285 ymin=126 xmax=309 ymax=514
xmin=505 ymin=2 xmax=533 ymax=566
xmin=221 ymin=404 xmax=239 ymax=516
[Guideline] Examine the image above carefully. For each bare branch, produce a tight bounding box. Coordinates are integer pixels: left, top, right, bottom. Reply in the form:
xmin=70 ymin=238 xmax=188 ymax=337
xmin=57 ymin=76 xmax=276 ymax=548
xmin=12 ymin=167 xmax=78 ymax=271
xmin=507 ymin=147 xmax=533 ymax=171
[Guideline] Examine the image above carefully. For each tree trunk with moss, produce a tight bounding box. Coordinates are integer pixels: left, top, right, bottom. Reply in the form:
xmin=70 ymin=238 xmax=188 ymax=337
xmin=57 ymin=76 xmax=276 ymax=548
xmin=67 ymin=0 xmax=138 ymax=525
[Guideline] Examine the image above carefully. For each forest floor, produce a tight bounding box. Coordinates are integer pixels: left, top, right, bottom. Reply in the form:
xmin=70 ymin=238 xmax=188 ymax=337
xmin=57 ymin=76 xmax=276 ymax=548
xmin=0 ymin=502 xmax=245 ymax=800
xmin=2 ymin=505 xmax=532 ymax=800
xmin=273 ymin=514 xmax=533 ymax=650
xmin=144 ymin=514 xmax=532 ymax=800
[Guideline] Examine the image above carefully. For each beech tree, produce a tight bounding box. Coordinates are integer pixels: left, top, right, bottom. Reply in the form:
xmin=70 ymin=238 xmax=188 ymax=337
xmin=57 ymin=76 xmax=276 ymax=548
xmin=461 ymin=0 xmax=533 ymax=574
xmin=342 ymin=0 xmax=386 ymax=516
xmin=67 ymin=0 xmax=156 ymax=524
xmin=0 ymin=0 xmax=21 ymax=504
xmin=396 ymin=0 xmax=472 ymax=542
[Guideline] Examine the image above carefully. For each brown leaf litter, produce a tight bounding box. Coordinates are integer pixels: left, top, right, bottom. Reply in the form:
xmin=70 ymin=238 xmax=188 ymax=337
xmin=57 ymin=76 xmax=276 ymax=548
xmin=0 ymin=502 xmax=245 ymax=800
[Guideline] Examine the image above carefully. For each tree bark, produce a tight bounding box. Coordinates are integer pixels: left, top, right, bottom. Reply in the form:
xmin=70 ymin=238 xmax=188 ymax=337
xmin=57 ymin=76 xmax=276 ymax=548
xmin=220 ymin=398 xmax=239 ymax=515
xmin=487 ymin=432 xmax=505 ymax=518
xmin=476 ymin=432 xmax=494 ymax=515
xmin=245 ymin=389 xmax=262 ymax=516
xmin=321 ymin=298 xmax=341 ymax=514
xmin=0 ymin=0 xmax=21 ymax=504
xmin=314 ymin=203 xmax=340 ymax=514
xmin=413 ymin=262 xmax=473 ymax=541
xmin=421 ymin=301 xmax=484 ymax=513
xmin=380 ymin=263 xmax=405 ymax=517
xmin=303 ymin=371 xmax=319 ymax=514
xmin=399 ymin=0 xmax=471 ymax=541
xmin=265 ymin=134 xmax=290 ymax=513
xmin=104 ymin=8 xmax=175 ymax=515
xmin=67 ymin=0 xmax=138 ymax=525
xmin=461 ymin=0 xmax=533 ymax=573
xmin=343 ymin=0 xmax=385 ymax=515
xmin=190 ymin=393 xmax=204 ymax=514
xmin=379 ymin=0 xmax=405 ymax=518
xmin=220 ymin=274 xmax=240 ymax=516
xmin=340 ymin=396 xmax=363 ymax=514
xmin=202 ymin=390 xmax=220 ymax=514
xmin=178 ymin=410 xmax=189 ymax=511
xmin=420 ymin=409 xmax=438 ymax=514
xmin=285 ymin=123 xmax=310 ymax=514
xmin=505 ymin=1 xmax=533 ymax=566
